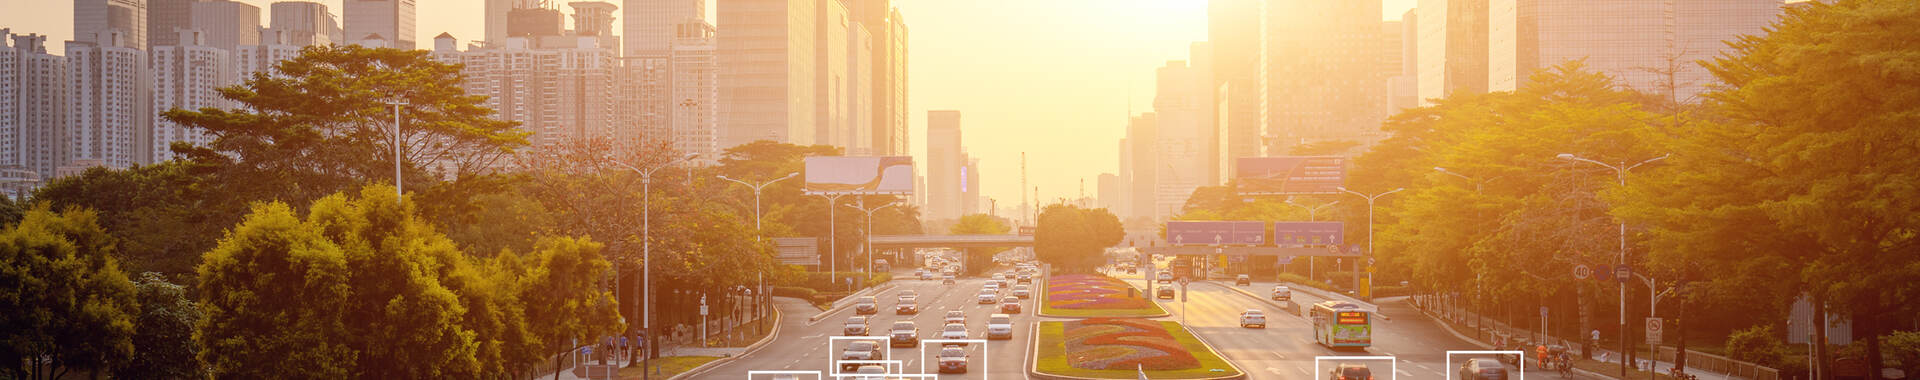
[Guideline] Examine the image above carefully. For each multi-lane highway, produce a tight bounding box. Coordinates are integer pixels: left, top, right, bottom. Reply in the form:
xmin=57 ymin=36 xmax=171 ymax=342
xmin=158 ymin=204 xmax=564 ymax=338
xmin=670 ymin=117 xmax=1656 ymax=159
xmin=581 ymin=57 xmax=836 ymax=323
xmin=703 ymin=264 xmax=1526 ymax=380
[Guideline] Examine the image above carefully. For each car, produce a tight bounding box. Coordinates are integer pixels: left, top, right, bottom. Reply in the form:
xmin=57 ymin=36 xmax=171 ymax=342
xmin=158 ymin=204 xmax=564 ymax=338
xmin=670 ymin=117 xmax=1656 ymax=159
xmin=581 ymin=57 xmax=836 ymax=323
xmin=939 ymin=323 xmax=970 ymax=344
xmin=1012 ymin=285 xmax=1032 ymax=299
xmin=1003 ymin=272 xmax=1016 ymax=280
xmin=1240 ymin=309 xmax=1267 ymax=328
xmin=986 ymin=314 xmax=1015 ymax=340
xmin=1236 ymin=274 xmax=1251 ymax=286
xmin=1017 ymin=274 xmax=1032 ymax=284
xmin=1459 ymin=359 xmax=1507 ymax=380
xmin=844 ymin=316 xmax=869 ymax=336
xmin=982 ymin=283 xmax=1000 ymax=294
xmin=1331 ymin=363 xmax=1375 ymax=380
xmin=898 ymin=290 xmax=918 ymax=301
xmin=1157 ymin=286 xmax=1175 ymax=299
xmin=896 ymin=297 xmax=918 ymax=314
xmin=889 ymin=321 xmax=918 ymax=348
xmin=852 ymin=364 xmax=889 ymax=380
xmin=944 ymin=310 xmax=967 ymax=325
xmin=937 ymin=347 xmax=969 ymax=373
xmin=1272 ymin=285 xmax=1292 ymax=301
xmin=992 ymin=278 xmax=1008 ymax=288
xmin=978 ymin=290 xmax=998 ymax=304
xmin=1157 ymin=271 xmax=1174 ymax=284
xmin=840 ymin=341 xmax=882 ymax=371
xmin=1000 ymin=296 xmax=1022 ymax=313
xmin=854 ymin=296 xmax=878 ymax=315
xmin=919 ymin=271 xmax=933 ymax=281
xmin=942 ymin=274 xmax=956 ymax=284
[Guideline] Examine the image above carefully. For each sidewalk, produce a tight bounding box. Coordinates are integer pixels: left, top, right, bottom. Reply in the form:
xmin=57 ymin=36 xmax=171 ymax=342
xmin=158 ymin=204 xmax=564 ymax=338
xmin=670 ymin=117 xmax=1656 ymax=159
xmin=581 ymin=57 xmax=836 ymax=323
xmin=540 ymin=297 xmax=806 ymax=380
xmin=1411 ymin=296 xmax=1737 ymax=380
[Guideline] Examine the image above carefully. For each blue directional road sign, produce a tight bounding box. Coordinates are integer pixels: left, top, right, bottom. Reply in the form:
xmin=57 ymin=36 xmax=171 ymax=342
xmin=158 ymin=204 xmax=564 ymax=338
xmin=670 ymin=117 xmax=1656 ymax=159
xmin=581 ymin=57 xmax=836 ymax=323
xmin=1166 ymin=221 xmax=1265 ymax=246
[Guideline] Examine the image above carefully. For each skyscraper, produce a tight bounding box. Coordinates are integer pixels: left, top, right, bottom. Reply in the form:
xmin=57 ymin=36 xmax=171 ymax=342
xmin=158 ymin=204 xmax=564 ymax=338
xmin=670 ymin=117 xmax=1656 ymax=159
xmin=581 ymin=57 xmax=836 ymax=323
xmin=669 ymin=19 xmax=719 ymax=158
xmin=1 ymin=30 xmax=68 ymax=183
xmin=148 ymin=0 xmax=193 ymax=48
xmin=962 ymin=156 xmax=980 ymax=216
xmin=1097 ymin=173 xmax=1119 ymax=212
xmin=926 ymin=110 xmax=961 ymax=220
xmin=150 ymin=29 xmax=232 ymax=162
xmin=845 ymin=23 xmax=874 ymax=155
xmin=270 ymin=1 xmax=342 ymax=47
xmin=718 ymin=0 xmax=820 ymax=148
xmin=1388 ymin=9 xmax=1419 ymax=112
xmin=625 ymin=0 xmax=706 ymax=57
xmin=1152 ymin=58 xmax=1210 ymax=221
xmin=189 ymin=0 xmax=260 ymax=52
xmin=814 ymin=0 xmax=849 ymax=149
xmin=65 ymin=30 xmax=152 ymax=170
xmin=344 ymin=0 xmax=416 ymax=49
xmin=1260 ymin=0 xmax=1384 ymax=153
xmin=433 ymin=25 xmax=621 ymax=149
xmin=1209 ymin=0 xmax=1261 ymax=172
xmin=1488 ymin=0 xmax=1782 ymax=99
xmin=1126 ymin=113 xmax=1158 ymax=221
xmin=1417 ymin=0 xmax=1491 ymax=106
xmin=854 ymin=0 xmax=908 ymax=156
xmin=75 ymin=0 xmax=149 ymax=51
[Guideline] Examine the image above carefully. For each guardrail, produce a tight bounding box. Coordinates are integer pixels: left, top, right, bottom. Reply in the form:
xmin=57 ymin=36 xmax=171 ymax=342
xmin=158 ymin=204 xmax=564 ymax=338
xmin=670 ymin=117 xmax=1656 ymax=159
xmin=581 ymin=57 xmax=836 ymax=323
xmin=1653 ymin=346 xmax=1781 ymax=380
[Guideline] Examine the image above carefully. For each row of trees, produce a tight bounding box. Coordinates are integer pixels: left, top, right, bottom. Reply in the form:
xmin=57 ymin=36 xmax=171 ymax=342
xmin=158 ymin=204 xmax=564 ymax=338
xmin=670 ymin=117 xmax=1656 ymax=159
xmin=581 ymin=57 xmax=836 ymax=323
xmin=1175 ymin=1 xmax=1918 ymax=377
xmin=4 ymin=44 xmax=922 ymax=377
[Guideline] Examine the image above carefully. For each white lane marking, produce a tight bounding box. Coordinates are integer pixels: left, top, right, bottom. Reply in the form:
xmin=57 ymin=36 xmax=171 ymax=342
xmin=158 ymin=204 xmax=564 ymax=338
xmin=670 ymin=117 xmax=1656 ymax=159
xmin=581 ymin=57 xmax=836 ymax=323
xmin=1297 ymin=367 xmax=1310 ymax=375
xmin=1272 ymin=352 xmax=1287 ymax=360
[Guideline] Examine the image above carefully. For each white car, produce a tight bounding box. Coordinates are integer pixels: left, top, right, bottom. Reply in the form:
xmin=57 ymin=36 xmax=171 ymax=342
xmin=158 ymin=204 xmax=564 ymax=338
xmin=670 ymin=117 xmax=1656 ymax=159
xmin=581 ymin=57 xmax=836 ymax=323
xmin=982 ymin=283 xmax=1000 ymax=293
xmin=1239 ymin=309 xmax=1267 ymax=328
xmin=977 ymin=290 xmax=998 ymax=304
xmin=944 ymin=310 xmax=967 ymax=325
xmin=940 ymin=323 xmax=970 ymax=344
xmin=1012 ymin=284 xmax=1032 ymax=299
xmin=1271 ymin=286 xmax=1292 ymax=301
xmin=1157 ymin=271 xmax=1174 ymax=284
xmin=986 ymin=313 xmax=1014 ymax=340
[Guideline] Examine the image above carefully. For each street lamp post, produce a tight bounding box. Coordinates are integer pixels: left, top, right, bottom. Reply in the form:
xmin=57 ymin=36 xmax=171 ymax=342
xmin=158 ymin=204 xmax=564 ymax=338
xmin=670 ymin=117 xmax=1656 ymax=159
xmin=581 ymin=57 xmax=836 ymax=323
xmin=612 ymin=153 xmax=698 ymax=380
xmin=819 ymin=193 xmax=848 ymax=289
xmin=1337 ymin=186 xmax=1405 ymax=302
xmin=383 ymin=99 xmax=407 ymax=197
xmin=844 ymin=198 xmax=900 ymax=278
xmin=1435 ymin=167 xmax=1501 ymax=338
xmin=1555 ymin=152 xmax=1668 ymax=378
xmin=1284 ymin=197 xmax=1340 ymax=221
xmin=717 ymin=172 xmax=800 ymax=236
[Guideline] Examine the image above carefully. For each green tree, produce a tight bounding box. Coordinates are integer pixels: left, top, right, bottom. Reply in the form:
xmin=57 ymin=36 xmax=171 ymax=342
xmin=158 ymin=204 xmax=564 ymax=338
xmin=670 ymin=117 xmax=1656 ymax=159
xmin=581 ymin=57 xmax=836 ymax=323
xmin=32 ymin=162 xmax=243 ymax=277
xmin=509 ymin=236 xmax=622 ymax=380
xmin=950 ymin=214 xmax=1012 ymax=275
xmin=1034 ymin=205 xmax=1124 ymax=273
xmin=162 ymin=45 xmax=527 ymax=199
xmin=0 ymin=206 xmax=139 ymax=380
xmin=116 ymin=272 xmax=203 ymax=379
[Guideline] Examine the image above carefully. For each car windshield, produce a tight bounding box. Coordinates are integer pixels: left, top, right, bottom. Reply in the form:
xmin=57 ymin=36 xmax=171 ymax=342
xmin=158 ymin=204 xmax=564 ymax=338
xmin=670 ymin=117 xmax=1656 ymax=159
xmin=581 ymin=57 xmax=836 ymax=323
xmin=991 ymin=317 xmax=1011 ymax=325
xmin=858 ymin=297 xmax=875 ymax=303
xmin=892 ymin=322 xmax=914 ymax=330
xmin=947 ymin=311 xmax=963 ymax=317
xmin=1003 ymin=297 xmax=1017 ymax=303
xmin=941 ymin=348 xmax=965 ymax=357
xmin=848 ymin=341 xmax=874 ymax=350
xmin=945 ymin=324 xmax=965 ymax=332
xmin=847 ymin=316 xmax=865 ymax=324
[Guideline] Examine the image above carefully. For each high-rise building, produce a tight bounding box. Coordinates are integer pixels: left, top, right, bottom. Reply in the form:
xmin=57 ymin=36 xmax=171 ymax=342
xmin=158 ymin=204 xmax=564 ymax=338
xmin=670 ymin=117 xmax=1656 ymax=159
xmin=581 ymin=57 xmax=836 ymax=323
xmin=1489 ymin=0 xmax=1782 ymax=99
xmin=853 ymin=0 xmax=908 ymax=156
xmin=1417 ymin=0 xmax=1491 ymax=106
xmin=148 ymin=0 xmax=193 ymax=48
xmin=65 ymin=30 xmax=152 ymax=170
xmin=814 ymin=0 xmax=849 ymax=150
xmin=432 ymin=30 xmax=621 ymax=149
xmin=1125 ymin=113 xmax=1158 ymax=221
xmin=926 ymin=110 xmax=961 ymax=220
xmin=344 ymin=0 xmax=416 ymax=49
xmin=150 ymin=29 xmax=232 ymax=162
xmin=1117 ymin=138 xmax=1132 ymax=218
xmin=962 ymin=156 xmax=980 ymax=216
xmin=190 ymin=0 xmax=260 ymax=52
xmin=76 ymin=0 xmax=149 ymax=51
xmin=269 ymin=1 xmax=342 ymax=47
xmin=845 ymin=23 xmax=874 ymax=155
xmin=1260 ymin=0 xmax=1384 ymax=153
xmin=1152 ymin=58 xmax=1211 ymax=221
xmin=717 ymin=0 xmax=821 ymax=148
xmin=668 ymin=19 xmax=719 ymax=158
xmin=1209 ymin=0 xmax=1261 ymax=173
xmin=235 ymin=41 xmax=302 ymax=78
xmin=1 ymin=30 xmax=68 ymax=184
xmin=1388 ymin=9 xmax=1419 ymax=112
xmin=1096 ymin=173 xmax=1118 ymax=212
xmin=624 ymin=0 xmax=706 ymax=58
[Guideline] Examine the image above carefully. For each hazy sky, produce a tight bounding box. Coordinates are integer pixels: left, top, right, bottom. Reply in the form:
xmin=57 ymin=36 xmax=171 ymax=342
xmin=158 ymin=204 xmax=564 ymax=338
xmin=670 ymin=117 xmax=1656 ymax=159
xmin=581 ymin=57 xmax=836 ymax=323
xmin=0 ymin=0 xmax=1418 ymax=214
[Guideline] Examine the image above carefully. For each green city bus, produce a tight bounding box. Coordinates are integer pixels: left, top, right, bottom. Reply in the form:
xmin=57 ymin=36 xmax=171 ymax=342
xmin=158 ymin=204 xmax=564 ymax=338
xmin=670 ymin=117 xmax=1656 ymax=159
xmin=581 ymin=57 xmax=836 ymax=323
xmin=1310 ymin=301 xmax=1372 ymax=349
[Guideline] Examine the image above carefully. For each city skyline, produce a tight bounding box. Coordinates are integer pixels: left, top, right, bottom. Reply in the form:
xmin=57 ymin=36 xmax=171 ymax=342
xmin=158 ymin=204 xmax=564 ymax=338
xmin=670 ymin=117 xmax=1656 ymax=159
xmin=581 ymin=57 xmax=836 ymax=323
xmin=2 ymin=0 xmax=1426 ymax=209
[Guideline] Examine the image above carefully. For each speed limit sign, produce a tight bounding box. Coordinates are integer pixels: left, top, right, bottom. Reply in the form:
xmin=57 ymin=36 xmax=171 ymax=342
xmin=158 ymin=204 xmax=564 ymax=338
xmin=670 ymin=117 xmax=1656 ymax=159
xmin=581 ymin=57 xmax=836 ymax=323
xmin=1573 ymin=264 xmax=1592 ymax=280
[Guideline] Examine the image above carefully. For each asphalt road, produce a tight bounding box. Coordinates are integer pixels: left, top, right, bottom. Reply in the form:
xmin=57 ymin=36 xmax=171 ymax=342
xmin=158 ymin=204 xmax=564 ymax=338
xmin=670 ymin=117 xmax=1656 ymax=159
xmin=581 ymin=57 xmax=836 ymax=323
xmin=700 ymin=269 xmax=1042 ymax=380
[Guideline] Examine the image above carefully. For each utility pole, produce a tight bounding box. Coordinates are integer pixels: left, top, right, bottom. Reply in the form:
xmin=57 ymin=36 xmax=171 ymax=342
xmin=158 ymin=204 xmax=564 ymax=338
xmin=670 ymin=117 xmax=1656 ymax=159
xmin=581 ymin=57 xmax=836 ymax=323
xmin=383 ymin=99 xmax=407 ymax=197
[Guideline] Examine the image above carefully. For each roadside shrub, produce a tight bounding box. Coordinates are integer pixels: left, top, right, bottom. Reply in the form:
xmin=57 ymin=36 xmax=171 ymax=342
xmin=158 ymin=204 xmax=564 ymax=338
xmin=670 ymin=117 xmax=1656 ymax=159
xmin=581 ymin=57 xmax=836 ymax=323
xmin=771 ymin=286 xmax=817 ymax=300
xmin=1726 ymin=325 xmax=1786 ymax=367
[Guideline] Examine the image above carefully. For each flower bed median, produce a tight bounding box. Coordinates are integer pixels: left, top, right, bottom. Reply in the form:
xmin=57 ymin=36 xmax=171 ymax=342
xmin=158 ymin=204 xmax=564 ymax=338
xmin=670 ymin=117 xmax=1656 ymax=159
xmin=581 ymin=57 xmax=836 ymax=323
xmin=1032 ymin=318 xmax=1243 ymax=379
xmin=1040 ymin=274 xmax=1167 ymax=317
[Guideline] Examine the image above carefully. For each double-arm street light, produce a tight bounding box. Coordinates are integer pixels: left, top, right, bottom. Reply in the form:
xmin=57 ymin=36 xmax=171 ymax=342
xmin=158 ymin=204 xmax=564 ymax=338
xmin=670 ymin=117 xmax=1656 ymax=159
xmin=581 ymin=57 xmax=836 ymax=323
xmin=716 ymin=172 xmax=800 ymax=236
xmin=844 ymin=198 xmax=900 ymax=277
xmin=611 ymin=152 xmax=698 ymax=379
xmin=1337 ymin=186 xmax=1405 ymax=301
xmin=1284 ymin=197 xmax=1339 ymax=221
xmin=1555 ymin=152 xmax=1668 ymax=378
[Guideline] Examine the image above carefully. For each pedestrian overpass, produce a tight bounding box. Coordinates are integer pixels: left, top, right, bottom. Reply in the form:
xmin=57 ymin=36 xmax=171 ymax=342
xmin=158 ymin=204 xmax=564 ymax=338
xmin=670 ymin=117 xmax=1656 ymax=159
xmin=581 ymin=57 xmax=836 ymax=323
xmin=868 ymin=234 xmax=1034 ymax=249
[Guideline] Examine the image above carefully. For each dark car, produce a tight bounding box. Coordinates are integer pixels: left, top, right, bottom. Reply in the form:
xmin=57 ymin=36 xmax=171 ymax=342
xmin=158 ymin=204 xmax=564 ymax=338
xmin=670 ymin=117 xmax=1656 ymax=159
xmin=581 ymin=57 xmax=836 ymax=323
xmin=1157 ymin=286 xmax=1175 ymax=299
xmin=889 ymin=321 xmax=918 ymax=348
xmin=1330 ymin=364 xmax=1374 ymax=380
xmin=843 ymin=316 xmax=869 ymax=336
xmin=853 ymin=296 xmax=878 ymax=315
xmin=1459 ymin=359 xmax=1508 ymax=380
xmin=937 ymin=347 xmax=969 ymax=373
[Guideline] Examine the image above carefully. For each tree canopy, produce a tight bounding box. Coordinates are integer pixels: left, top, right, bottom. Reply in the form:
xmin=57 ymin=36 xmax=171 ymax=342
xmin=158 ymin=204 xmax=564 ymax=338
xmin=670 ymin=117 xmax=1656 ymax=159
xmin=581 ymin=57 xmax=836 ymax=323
xmin=1034 ymin=204 xmax=1124 ymax=273
xmin=0 ymin=206 xmax=138 ymax=380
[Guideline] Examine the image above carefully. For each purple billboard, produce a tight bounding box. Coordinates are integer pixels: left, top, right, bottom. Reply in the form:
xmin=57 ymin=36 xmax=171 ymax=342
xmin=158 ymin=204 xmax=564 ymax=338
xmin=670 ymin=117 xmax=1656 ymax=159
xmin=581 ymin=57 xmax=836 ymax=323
xmin=1166 ymin=221 xmax=1266 ymax=246
xmin=1236 ymin=156 xmax=1348 ymax=195
xmin=1273 ymin=222 xmax=1343 ymax=246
